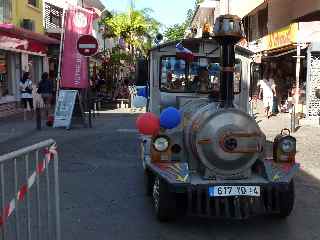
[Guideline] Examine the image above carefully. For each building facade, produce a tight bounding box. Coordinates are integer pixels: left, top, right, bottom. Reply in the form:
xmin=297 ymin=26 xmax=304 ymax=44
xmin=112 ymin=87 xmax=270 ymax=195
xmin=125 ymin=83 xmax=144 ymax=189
xmin=13 ymin=0 xmax=44 ymax=33
xmin=243 ymin=0 xmax=320 ymax=121
xmin=0 ymin=0 xmax=59 ymax=117
xmin=186 ymin=0 xmax=263 ymax=38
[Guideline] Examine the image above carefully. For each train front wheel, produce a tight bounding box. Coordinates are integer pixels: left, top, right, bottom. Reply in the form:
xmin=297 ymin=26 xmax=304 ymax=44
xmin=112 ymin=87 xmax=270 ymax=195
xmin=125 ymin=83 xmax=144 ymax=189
xmin=152 ymin=177 xmax=176 ymax=221
xmin=275 ymin=180 xmax=295 ymax=218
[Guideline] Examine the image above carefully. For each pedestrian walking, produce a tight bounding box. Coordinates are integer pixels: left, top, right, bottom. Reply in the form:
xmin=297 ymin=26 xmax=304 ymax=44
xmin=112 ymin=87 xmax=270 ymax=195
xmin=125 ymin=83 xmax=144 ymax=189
xmin=258 ymin=69 xmax=276 ymax=119
xmin=37 ymin=72 xmax=54 ymax=117
xmin=20 ymin=72 xmax=34 ymax=120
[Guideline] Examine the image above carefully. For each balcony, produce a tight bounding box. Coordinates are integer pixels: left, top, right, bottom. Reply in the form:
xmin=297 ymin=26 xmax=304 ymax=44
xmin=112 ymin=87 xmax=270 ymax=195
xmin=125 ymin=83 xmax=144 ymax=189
xmin=44 ymin=2 xmax=63 ymax=34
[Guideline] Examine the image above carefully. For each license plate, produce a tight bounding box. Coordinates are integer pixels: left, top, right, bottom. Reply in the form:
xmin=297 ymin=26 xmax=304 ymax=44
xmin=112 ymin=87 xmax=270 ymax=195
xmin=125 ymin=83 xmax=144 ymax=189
xmin=208 ymin=186 xmax=260 ymax=197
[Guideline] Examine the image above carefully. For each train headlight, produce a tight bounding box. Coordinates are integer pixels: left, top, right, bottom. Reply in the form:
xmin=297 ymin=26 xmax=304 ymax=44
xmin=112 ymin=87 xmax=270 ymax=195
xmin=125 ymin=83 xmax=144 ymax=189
xmin=153 ymin=136 xmax=169 ymax=152
xmin=273 ymin=129 xmax=296 ymax=162
xmin=280 ymin=138 xmax=295 ymax=153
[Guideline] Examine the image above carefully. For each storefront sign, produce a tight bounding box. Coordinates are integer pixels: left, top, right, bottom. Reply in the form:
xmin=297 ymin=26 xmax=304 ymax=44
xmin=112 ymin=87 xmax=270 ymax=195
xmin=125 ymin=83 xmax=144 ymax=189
xmin=53 ymin=90 xmax=77 ymax=129
xmin=60 ymin=7 xmax=94 ymax=89
xmin=264 ymin=23 xmax=298 ymax=50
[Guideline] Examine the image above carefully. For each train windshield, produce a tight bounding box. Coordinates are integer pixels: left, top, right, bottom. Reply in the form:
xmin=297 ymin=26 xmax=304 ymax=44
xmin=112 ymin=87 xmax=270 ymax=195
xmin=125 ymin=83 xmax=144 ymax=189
xmin=160 ymin=56 xmax=241 ymax=94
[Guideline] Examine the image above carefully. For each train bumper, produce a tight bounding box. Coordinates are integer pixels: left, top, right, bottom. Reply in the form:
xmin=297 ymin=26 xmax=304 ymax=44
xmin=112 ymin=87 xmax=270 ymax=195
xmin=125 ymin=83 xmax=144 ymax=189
xmin=183 ymin=182 xmax=293 ymax=219
xmin=147 ymin=161 xmax=299 ymax=219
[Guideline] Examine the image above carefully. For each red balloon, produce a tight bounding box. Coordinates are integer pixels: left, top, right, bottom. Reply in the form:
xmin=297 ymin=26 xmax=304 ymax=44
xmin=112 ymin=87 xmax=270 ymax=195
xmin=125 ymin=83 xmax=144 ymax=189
xmin=136 ymin=112 xmax=160 ymax=136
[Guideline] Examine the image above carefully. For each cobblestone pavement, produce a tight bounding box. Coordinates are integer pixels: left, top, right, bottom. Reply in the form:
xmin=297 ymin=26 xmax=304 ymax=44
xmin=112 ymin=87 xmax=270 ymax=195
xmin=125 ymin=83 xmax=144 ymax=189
xmin=0 ymin=110 xmax=320 ymax=240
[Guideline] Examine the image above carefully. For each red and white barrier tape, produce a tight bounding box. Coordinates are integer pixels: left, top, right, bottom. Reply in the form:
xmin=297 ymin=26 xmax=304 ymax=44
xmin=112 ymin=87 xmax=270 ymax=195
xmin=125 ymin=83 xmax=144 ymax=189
xmin=0 ymin=145 xmax=57 ymax=226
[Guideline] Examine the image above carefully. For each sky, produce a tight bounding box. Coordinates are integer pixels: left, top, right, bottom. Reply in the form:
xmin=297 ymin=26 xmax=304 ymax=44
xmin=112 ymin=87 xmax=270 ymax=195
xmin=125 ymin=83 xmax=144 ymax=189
xmin=101 ymin=0 xmax=195 ymax=27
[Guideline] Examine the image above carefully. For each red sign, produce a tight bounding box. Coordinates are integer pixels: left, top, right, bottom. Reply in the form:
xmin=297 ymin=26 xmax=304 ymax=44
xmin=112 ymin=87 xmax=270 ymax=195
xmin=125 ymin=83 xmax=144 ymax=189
xmin=77 ymin=35 xmax=98 ymax=56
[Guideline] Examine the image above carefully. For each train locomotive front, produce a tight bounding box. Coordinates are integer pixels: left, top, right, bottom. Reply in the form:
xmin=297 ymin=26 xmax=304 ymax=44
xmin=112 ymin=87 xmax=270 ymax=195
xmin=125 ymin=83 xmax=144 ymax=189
xmin=139 ymin=15 xmax=299 ymax=221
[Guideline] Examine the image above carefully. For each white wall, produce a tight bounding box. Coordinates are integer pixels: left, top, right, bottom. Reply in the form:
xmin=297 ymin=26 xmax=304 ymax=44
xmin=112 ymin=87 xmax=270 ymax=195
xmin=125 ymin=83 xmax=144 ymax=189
xmin=268 ymin=0 xmax=320 ymax=32
xmin=220 ymin=0 xmax=264 ymax=18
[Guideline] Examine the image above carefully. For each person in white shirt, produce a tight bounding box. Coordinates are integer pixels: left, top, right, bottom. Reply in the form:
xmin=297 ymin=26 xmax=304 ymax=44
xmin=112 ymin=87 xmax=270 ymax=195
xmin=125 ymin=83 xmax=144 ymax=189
xmin=20 ymin=72 xmax=34 ymax=117
xmin=257 ymin=70 xmax=276 ymax=118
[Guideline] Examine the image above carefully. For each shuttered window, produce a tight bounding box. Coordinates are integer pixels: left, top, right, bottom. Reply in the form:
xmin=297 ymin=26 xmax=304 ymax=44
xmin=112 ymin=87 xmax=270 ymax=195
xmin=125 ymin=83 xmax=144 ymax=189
xmin=0 ymin=0 xmax=12 ymax=22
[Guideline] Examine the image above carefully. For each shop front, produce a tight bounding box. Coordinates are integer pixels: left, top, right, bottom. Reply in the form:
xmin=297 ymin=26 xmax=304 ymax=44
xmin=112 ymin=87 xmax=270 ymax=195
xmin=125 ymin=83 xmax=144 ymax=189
xmin=0 ymin=24 xmax=59 ymax=117
xmin=249 ymin=22 xmax=320 ymax=120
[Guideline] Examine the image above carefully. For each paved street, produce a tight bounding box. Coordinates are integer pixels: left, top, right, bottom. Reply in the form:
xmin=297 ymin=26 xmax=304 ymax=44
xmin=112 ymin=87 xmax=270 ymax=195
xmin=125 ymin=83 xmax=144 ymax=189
xmin=0 ymin=112 xmax=320 ymax=240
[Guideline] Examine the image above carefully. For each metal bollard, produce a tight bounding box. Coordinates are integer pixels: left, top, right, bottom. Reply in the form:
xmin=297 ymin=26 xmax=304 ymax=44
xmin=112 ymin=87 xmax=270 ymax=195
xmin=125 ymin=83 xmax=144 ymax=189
xmin=290 ymin=104 xmax=297 ymax=133
xmin=36 ymin=107 xmax=42 ymax=130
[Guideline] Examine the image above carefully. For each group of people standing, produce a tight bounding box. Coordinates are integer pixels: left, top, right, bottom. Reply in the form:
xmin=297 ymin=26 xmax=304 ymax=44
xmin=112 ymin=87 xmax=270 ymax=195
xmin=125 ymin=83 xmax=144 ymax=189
xmin=20 ymin=71 xmax=54 ymax=119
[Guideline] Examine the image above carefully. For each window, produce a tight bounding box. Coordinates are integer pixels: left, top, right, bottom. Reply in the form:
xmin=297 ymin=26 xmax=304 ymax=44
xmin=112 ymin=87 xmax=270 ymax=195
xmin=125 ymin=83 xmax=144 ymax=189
xmin=28 ymin=0 xmax=38 ymax=7
xmin=160 ymin=56 xmax=221 ymax=93
xmin=258 ymin=7 xmax=268 ymax=38
xmin=21 ymin=19 xmax=35 ymax=31
xmin=0 ymin=0 xmax=13 ymax=22
xmin=160 ymin=56 xmax=242 ymax=94
xmin=50 ymin=12 xmax=61 ymax=26
xmin=45 ymin=3 xmax=63 ymax=29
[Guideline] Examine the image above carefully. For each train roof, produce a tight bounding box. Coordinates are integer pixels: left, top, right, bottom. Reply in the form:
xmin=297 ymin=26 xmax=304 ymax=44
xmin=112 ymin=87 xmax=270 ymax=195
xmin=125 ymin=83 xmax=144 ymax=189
xmin=149 ymin=38 xmax=253 ymax=57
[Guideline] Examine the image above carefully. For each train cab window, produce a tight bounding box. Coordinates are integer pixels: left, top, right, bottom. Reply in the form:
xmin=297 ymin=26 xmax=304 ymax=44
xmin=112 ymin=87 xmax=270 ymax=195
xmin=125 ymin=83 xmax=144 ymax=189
xmin=188 ymin=58 xmax=220 ymax=94
xmin=160 ymin=56 xmax=220 ymax=94
xmin=160 ymin=57 xmax=187 ymax=92
xmin=160 ymin=56 xmax=242 ymax=94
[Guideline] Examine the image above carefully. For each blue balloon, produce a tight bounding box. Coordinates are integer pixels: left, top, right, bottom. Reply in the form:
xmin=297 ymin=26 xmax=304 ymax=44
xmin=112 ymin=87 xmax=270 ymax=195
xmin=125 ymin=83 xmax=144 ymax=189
xmin=160 ymin=107 xmax=181 ymax=129
xmin=137 ymin=87 xmax=147 ymax=98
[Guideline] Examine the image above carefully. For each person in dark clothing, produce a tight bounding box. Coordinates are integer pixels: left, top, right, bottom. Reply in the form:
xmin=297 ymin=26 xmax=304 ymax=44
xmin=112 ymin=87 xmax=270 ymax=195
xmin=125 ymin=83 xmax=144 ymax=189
xmin=38 ymin=72 xmax=54 ymax=106
xmin=38 ymin=72 xmax=54 ymax=116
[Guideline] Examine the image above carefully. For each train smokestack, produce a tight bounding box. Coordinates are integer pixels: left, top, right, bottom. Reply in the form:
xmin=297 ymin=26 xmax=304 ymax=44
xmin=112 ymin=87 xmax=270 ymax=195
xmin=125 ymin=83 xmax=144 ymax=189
xmin=213 ymin=15 xmax=245 ymax=108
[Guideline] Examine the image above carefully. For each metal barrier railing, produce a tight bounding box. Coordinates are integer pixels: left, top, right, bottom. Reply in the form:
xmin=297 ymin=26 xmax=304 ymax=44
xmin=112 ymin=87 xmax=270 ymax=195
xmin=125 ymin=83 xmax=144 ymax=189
xmin=0 ymin=139 xmax=60 ymax=240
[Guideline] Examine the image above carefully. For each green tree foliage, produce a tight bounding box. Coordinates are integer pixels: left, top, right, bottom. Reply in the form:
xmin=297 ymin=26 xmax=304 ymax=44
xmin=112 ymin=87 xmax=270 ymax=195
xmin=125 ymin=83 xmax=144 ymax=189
xmin=163 ymin=23 xmax=186 ymax=42
xmin=103 ymin=7 xmax=161 ymax=57
xmin=163 ymin=0 xmax=205 ymax=42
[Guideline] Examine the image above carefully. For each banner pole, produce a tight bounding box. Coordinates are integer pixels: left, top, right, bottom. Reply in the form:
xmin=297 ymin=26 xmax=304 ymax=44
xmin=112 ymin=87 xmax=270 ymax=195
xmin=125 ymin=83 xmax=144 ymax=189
xmin=56 ymin=8 xmax=66 ymax=102
xmin=88 ymin=57 xmax=92 ymax=128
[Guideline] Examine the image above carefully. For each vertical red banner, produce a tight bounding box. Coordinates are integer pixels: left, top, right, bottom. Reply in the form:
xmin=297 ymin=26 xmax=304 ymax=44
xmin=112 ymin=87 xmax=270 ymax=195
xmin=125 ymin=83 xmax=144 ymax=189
xmin=60 ymin=7 xmax=94 ymax=89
